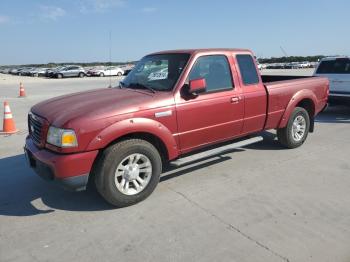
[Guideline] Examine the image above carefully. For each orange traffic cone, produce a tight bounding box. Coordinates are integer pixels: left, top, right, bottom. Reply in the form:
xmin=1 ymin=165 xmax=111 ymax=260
xmin=19 ymin=82 xmax=26 ymax=97
xmin=0 ymin=101 xmax=19 ymax=134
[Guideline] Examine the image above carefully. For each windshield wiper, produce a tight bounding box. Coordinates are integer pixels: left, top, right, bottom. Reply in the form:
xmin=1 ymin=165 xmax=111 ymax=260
xmin=128 ymin=82 xmax=156 ymax=93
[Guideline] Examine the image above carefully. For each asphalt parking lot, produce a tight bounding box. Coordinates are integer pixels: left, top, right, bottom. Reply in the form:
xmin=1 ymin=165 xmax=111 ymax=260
xmin=1 ymin=70 xmax=350 ymax=262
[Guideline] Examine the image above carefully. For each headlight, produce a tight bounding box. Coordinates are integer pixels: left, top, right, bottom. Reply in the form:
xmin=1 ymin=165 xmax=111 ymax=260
xmin=47 ymin=126 xmax=78 ymax=148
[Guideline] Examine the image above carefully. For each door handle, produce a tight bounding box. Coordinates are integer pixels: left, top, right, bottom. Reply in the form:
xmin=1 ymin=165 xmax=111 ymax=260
xmin=231 ymin=97 xmax=241 ymax=103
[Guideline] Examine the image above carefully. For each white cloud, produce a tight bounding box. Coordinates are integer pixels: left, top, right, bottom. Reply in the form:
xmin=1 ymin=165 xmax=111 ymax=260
xmin=0 ymin=15 xmax=10 ymax=24
xmin=39 ymin=6 xmax=66 ymax=21
xmin=141 ymin=7 xmax=157 ymax=13
xmin=79 ymin=0 xmax=125 ymax=13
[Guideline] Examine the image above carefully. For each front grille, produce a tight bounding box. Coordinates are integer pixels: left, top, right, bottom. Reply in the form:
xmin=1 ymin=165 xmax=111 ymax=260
xmin=28 ymin=113 xmax=45 ymax=146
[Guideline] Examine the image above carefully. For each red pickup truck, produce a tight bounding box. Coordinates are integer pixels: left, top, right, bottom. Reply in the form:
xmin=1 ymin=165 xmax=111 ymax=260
xmin=25 ymin=49 xmax=329 ymax=207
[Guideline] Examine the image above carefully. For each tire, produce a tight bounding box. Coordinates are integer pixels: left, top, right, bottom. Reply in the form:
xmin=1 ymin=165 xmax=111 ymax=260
xmin=57 ymin=74 xmax=63 ymax=79
xmin=99 ymin=72 xmax=104 ymax=77
xmin=277 ymin=107 xmax=310 ymax=149
xmin=79 ymin=72 xmax=85 ymax=78
xmin=117 ymin=72 xmax=122 ymax=76
xmin=95 ymin=139 xmax=162 ymax=207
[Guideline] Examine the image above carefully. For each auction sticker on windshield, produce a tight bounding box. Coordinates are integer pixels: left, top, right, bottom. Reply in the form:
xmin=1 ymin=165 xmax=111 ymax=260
xmin=148 ymin=71 xmax=168 ymax=81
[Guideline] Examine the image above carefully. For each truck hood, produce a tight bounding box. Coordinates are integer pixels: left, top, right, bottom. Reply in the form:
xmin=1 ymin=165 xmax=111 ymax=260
xmin=31 ymin=88 xmax=165 ymax=127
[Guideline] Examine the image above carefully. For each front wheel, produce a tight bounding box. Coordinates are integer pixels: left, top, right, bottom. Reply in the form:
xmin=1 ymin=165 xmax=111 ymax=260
xmin=277 ymin=107 xmax=310 ymax=149
xmin=79 ymin=72 xmax=85 ymax=78
xmin=95 ymin=139 xmax=162 ymax=207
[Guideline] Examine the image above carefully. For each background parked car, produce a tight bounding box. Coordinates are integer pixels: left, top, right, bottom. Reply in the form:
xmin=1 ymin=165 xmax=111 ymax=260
xmin=53 ymin=66 xmax=86 ymax=78
xmin=9 ymin=68 xmax=17 ymax=74
xmin=21 ymin=67 xmax=36 ymax=76
xmin=30 ymin=68 xmax=49 ymax=77
xmin=314 ymin=57 xmax=350 ymax=105
xmin=299 ymin=61 xmax=311 ymax=68
xmin=45 ymin=67 xmax=63 ymax=78
xmin=16 ymin=68 xmax=28 ymax=75
xmin=0 ymin=68 xmax=9 ymax=73
xmin=90 ymin=66 xmax=124 ymax=77
xmin=86 ymin=66 xmax=104 ymax=76
xmin=10 ymin=67 xmax=22 ymax=75
xmin=284 ymin=62 xmax=301 ymax=69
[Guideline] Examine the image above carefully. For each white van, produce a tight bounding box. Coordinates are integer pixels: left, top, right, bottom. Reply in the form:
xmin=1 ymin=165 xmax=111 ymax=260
xmin=314 ymin=57 xmax=350 ymax=105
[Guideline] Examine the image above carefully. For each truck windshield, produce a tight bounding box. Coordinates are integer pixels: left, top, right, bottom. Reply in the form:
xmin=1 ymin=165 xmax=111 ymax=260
xmin=122 ymin=53 xmax=190 ymax=91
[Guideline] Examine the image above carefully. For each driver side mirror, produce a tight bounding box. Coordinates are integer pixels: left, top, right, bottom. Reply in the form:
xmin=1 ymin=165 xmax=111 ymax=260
xmin=189 ymin=78 xmax=206 ymax=95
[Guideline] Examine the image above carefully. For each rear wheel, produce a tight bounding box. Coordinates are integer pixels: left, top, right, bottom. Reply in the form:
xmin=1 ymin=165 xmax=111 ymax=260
xmin=95 ymin=139 xmax=162 ymax=207
xmin=100 ymin=72 xmax=104 ymax=77
xmin=277 ymin=107 xmax=310 ymax=149
xmin=57 ymin=73 xmax=63 ymax=79
xmin=117 ymin=72 xmax=123 ymax=76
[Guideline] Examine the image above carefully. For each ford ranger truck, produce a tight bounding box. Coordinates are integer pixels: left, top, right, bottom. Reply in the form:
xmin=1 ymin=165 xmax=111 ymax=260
xmin=24 ymin=49 xmax=329 ymax=207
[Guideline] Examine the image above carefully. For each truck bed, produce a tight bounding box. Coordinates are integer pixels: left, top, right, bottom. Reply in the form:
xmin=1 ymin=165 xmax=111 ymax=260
xmin=263 ymin=76 xmax=329 ymax=130
xmin=261 ymin=74 xmax=312 ymax=83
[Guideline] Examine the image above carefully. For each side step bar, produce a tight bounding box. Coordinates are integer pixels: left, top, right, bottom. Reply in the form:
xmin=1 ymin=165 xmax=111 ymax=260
xmin=170 ymin=136 xmax=263 ymax=167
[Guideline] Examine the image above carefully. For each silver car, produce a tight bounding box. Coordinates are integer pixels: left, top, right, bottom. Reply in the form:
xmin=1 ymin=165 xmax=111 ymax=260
xmin=54 ymin=65 xmax=86 ymax=78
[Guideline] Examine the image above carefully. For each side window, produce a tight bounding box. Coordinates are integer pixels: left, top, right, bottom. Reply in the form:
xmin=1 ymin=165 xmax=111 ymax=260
xmin=236 ymin=55 xmax=259 ymax=85
xmin=189 ymin=55 xmax=233 ymax=92
xmin=316 ymin=59 xmax=350 ymax=74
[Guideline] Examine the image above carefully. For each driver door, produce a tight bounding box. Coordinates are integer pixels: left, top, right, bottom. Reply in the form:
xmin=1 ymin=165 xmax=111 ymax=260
xmin=175 ymin=54 xmax=244 ymax=154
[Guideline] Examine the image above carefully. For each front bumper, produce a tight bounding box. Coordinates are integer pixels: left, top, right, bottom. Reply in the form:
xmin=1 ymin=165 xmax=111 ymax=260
xmin=24 ymin=137 xmax=99 ymax=191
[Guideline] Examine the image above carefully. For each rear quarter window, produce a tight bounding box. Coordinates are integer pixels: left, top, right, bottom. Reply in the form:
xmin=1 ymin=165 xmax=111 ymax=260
xmin=316 ymin=59 xmax=350 ymax=74
xmin=236 ymin=55 xmax=260 ymax=85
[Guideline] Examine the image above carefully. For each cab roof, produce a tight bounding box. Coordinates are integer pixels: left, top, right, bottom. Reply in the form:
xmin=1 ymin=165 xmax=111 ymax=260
xmin=149 ymin=48 xmax=252 ymax=56
xmin=320 ymin=56 xmax=349 ymax=61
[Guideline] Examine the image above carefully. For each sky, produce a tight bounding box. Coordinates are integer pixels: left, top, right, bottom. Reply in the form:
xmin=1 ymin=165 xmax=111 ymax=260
xmin=0 ymin=0 xmax=349 ymax=65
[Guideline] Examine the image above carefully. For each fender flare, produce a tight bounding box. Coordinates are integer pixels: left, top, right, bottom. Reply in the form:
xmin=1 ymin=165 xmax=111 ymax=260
xmin=278 ymin=89 xmax=317 ymax=129
xmin=86 ymin=118 xmax=179 ymax=160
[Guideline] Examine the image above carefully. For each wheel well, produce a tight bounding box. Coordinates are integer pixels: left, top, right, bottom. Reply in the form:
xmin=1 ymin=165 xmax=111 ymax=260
xmin=87 ymin=132 xmax=169 ymax=189
xmin=296 ymin=99 xmax=315 ymax=132
xmin=115 ymin=132 xmax=169 ymax=162
xmin=103 ymin=132 xmax=169 ymax=165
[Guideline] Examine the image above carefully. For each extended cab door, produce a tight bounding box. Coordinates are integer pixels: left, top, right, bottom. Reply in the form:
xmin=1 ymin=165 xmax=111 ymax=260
xmin=175 ymin=54 xmax=244 ymax=154
xmin=235 ymin=54 xmax=267 ymax=134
